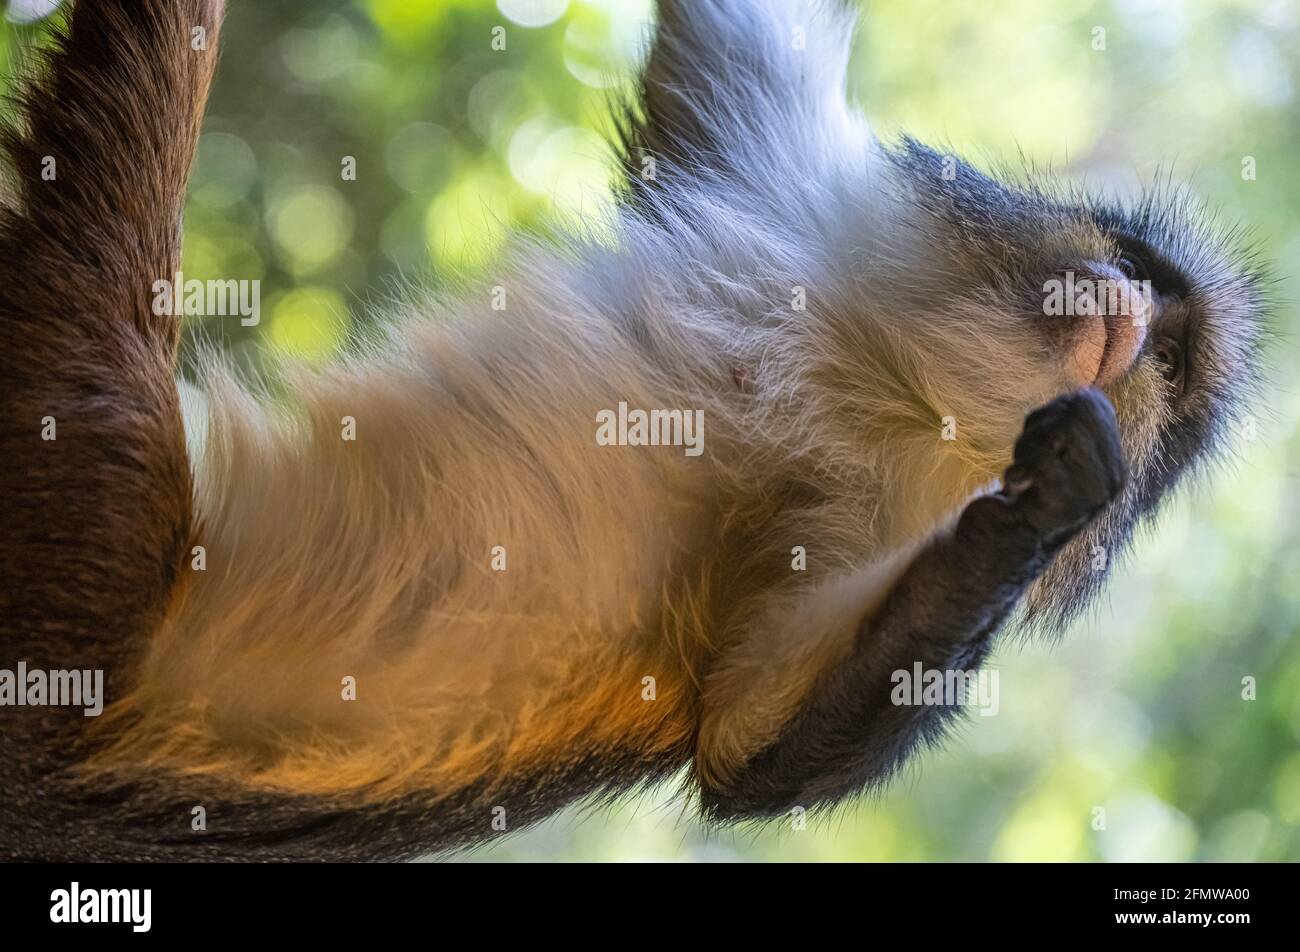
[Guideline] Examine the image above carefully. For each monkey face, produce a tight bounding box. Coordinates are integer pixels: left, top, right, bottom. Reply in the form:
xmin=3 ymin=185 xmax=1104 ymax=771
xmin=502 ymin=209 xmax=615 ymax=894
xmin=884 ymin=139 xmax=1269 ymax=632
xmin=1025 ymin=194 xmax=1269 ymax=632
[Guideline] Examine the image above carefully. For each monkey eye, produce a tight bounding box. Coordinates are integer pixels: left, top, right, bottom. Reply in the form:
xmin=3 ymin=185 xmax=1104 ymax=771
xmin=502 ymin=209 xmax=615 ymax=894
xmin=1117 ymin=252 xmax=1150 ymax=284
xmin=1153 ymin=336 xmax=1184 ymax=385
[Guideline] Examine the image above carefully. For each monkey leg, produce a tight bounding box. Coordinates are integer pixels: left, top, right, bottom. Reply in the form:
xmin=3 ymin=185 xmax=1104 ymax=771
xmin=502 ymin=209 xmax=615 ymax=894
xmin=699 ymin=388 xmax=1127 ymax=818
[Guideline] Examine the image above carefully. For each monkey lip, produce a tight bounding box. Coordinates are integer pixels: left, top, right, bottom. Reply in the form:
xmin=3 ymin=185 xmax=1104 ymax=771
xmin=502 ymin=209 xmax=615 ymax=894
xmin=1064 ymin=311 xmax=1150 ymax=388
xmin=1062 ymin=265 xmax=1152 ymax=388
xmin=1095 ymin=316 xmax=1147 ymax=387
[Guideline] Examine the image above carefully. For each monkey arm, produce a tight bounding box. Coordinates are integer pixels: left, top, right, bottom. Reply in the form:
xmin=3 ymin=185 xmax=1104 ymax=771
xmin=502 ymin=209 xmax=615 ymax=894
xmin=699 ymin=389 xmax=1127 ymax=818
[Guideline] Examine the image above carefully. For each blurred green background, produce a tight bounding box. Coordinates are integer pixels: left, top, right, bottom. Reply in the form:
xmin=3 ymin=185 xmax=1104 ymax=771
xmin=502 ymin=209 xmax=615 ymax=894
xmin=4 ymin=0 xmax=1297 ymax=860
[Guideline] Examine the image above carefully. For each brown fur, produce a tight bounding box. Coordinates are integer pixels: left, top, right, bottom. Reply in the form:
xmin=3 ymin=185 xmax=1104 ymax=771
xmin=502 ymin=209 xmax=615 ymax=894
xmin=0 ymin=2 xmax=218 ymax=685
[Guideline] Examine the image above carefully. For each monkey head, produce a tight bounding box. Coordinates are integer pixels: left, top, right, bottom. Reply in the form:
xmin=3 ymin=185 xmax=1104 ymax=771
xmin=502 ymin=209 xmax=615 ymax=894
xmin=882 ymin=138 xmax=1269 ymax=632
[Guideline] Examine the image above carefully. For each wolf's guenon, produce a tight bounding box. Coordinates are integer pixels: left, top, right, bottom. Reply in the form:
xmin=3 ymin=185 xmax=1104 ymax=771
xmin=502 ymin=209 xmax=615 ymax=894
xmin=0 ymin=0 xmax=1266 ymax=860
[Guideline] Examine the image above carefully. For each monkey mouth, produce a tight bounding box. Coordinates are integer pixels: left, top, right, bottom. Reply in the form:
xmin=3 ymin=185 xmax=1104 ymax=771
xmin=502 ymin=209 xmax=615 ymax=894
xmin=1065 ymin=315 xmax=1146 ymax=387
xmin=1095 ymin=315 xmax=1148 ymax=387
xmin=1062 ymin=268 xmax=1151 ymax=388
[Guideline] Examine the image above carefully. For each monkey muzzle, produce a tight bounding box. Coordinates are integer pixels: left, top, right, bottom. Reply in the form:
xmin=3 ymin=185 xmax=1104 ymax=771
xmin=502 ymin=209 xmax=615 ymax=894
xmin=1062 ymin=263 xmax=1151 ymax=388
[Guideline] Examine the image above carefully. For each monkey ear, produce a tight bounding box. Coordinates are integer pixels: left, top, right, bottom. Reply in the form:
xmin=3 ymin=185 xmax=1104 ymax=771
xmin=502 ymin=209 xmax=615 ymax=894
xmin=618 ymin=0 xmax=865 ymax=201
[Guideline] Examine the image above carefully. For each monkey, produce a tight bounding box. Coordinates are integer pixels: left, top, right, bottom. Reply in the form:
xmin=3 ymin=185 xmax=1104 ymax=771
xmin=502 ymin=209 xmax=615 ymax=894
xmin=0 ymin=0 xmax=1267 ymax=861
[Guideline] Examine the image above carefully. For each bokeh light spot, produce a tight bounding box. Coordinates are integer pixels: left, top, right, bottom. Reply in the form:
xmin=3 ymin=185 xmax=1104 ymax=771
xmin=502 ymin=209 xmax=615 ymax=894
xmin=425 ymin=169 xmax=515 ymax=270
xmin=269 ymin=288 xmax=350 ymax=363
xmin=498 ymin=0 xmax=569 ymax=29
xmin=268 ymin=185 xmax=355 ymax=277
